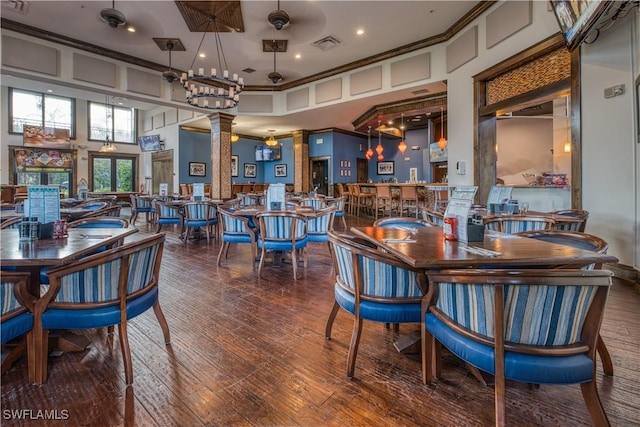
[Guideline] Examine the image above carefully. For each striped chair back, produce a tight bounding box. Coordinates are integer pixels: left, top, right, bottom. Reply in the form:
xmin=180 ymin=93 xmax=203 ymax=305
xmin=183 ymin=202 xmax=217 ymax=224
xmin=219 ymin=208 xmax=253 ymax=235
xmin=427 ymin=269 xmax=611 ymax=347
xmin=484 ymin=215 xmax=554 ymax=234
xmin=329 ymin=232 xmax=423 ymax=301
xmin=306 ymin=206 xmax=336 ymax=243
xmin=300 ymin=197 xmax=327 ymax=210
xmin=257 ymin=212 xmax=307 ymax=242
xmin=515 ymin=230 xmax=608 ymax=270
xmin=46 ymin=235 xmax=163 ymax=305
xmin=1 ymin=271 xmax=32 ymax=345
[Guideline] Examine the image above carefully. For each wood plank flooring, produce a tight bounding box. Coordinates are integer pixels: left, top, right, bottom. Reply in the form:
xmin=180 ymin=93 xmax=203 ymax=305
xmin=2 ymin=214 xmax=639 ymax=426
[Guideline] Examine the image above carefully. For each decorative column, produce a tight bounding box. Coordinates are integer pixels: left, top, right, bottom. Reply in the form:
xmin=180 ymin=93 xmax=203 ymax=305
xmin=208 ymin=112 xmax=235 ymax=199
xmin=291 ymin=130 xmax=309 ymax=193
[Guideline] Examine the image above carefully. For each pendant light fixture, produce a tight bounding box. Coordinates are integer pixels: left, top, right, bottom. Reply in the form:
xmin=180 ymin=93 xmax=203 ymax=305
xmin=376 ymin=120 xmax=384 ymax=161
xmin=398 ymin=113 xmax=407 ymax=154
xmin=100 ymin=94 xmax=117 ymax=153
xmin=265 ymin=130 xmax=278 ymax=147
xmin=438 ymin=106 xmax=448 ymax=151
xmin=365 ymin=126 xmax=373 ymax=160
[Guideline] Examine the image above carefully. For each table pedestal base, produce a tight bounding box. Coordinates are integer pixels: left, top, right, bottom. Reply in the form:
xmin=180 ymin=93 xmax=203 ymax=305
xmin=393 ymin=330 xmax=421 ymax=354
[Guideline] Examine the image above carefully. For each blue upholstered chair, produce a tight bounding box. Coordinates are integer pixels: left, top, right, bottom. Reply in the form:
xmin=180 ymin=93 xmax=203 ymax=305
xmin=182 ymin=201 xmax=218 ymax=245
xmin=327 ymin=196 xmax=347 ymax=230
xmin=255 ymin=211 xmax=308 ymax=280
xmin=1 ymin=216 xmax=22 ymax=230
xmin=484 ymin=215 xmax=554 ymax=234
xmin=515 ymin=229 xmax=613 ymax=375
xmin=68 ymin=217 xmax=129 ymax=229
xmin=129 ymin=195 xmax=155 ymax=226
xmin=421 ymin=208 xmax=444 ymax=227
xmin=550 ymin=209 xmax=589 ymax=232
xmin=300 ymin=197 xmax=327 ymax=210
xmin=238 ymin=193 xmax=258 ymax=206
xmin=30 ymin=234 xmax=170 ymax=385
xmin=326 ymin=232 xmax=427 ymax=378
xmin=306 ymin=206 xmax=336 ymax=249
xmin=1 ymin=272 xmax=33 ymax=375
xmin=421 ymin=269 xmax=613 ymax=426
xmin=217 ymin=207 xmax=258 ymax=269
xmin=153 ymin=200 xmax=183 ymax=233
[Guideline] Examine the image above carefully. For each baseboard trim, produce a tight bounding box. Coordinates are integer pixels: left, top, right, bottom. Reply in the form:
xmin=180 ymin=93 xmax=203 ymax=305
xmin=605 ymin=263 xmax=639 ymax=292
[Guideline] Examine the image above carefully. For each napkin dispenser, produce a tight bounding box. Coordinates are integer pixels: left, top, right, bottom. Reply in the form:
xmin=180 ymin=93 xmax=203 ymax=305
xmin=466 ymin=216 xmax=485 ymax=242
xmin=38 ymin=222 xmax=54 ymax=239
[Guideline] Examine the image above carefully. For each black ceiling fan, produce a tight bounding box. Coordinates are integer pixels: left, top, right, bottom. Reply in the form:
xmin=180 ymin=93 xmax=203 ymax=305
xmin=100 ymin=0 xmax=126 ymax=28
xmin=267 ymin=40 xmax=283 ymax=84
xmin=268 ymin=0 xmax=290 ymax=31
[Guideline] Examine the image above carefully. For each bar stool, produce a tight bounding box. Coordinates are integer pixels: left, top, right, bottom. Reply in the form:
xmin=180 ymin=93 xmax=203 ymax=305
xmin=374 ymin=184 xmax=396 ymax=219
xmin=399 ymin=185 xmax=420 ymax=218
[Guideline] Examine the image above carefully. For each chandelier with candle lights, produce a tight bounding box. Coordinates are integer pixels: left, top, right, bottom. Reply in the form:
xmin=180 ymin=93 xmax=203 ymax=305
xmin=181 ymin=15 xmax=244 ymax=110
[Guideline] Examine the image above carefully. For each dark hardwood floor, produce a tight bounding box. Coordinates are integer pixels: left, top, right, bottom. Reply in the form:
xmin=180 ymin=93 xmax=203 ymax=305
xmin=2 ymin=214 xmax=639 ymax=426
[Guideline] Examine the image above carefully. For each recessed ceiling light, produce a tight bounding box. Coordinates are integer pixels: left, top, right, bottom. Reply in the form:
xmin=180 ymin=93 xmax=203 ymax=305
xmin=356 ymin=29 xmax=364 ymax=36
xmin=295 ymin=54 xmax=301 ymax=59
xmin=46 ymin=89 xmax=53 ymax=93
xmin=387 ymin=120 xmax=393 ymax=125
xmin=199 ymin=53 xmax=206 ymax=58
xmin=127 ymin=27 xmax=135 ymax=33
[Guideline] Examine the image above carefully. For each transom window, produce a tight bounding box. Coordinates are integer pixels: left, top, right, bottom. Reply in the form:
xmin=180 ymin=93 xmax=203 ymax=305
xmin=9 ymin=88 xmax=76 ymax=138
xmin=88 ymin=101 xmax=136 ymax=144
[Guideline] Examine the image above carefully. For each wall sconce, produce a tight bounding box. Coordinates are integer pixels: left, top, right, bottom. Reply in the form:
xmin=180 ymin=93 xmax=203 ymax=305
xmin=564 ymin=142 xmax=571 ymax=153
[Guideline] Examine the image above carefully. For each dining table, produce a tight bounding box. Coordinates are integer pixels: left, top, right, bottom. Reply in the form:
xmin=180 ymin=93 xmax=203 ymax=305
xmin=349 ymin=225 xmax=619 ymax=269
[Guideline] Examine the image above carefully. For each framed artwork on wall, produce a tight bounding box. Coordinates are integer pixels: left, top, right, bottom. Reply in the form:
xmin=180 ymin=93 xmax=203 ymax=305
xmin=244 ymin=163 xmax=257 ymax=178
xmin=377 ymin=161 xmax=394 ymax=175
xmin=231 ymin=155 xmax=239 ymax=177
xmin=189 ymin=162 xmax=206 ymax=177
xmin=275 ymin=164 xmax=287 ymax=177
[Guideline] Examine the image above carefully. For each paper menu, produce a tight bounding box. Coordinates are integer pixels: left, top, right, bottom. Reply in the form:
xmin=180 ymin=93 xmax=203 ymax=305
xmin=159 ymin=183 xmax=168 ymax=196
xmin=444 ymin=186 xmax=478 ymax=243
xmin=26 ymin=185 xmax=60 ymax=224
xmin=266 ymin=183 xmax=286 ymax=210
xmin=192 ymin=183 xmax=205 ymax=200
xmin=487 ymin=186 xmax=513 ymax=205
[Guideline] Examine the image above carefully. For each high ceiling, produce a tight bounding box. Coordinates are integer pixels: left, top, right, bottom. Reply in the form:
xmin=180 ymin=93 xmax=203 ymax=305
xmin=1 ymin=0 xmax=486 ymax=138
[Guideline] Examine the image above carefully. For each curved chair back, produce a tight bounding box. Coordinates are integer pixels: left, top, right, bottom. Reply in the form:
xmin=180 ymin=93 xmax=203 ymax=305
xmin=32 ymin=233 xmax=169 ymax=385
xmin=300 ymin=197 xmax=327 ymax=210
xmin=0 ymin=271 xmax=32 ymax=346
xmin=129 ymin=195 xmax=155 ymax=226
xmin=550 ymin=209 xmax=589 ymax=232
xmin=306 ymin=206 xmax=337 ymax=244
xmin=217 ymin=207 xmax=258 ymax=268
xmin=326 ymin=231 xmax=427 ymax=378
xmin=516 ymin=229 xmax=608 ymax=270
xmin=153 ymin=200 xmax=182 ymax=233
xmin=255 ymin=211 xmax=308 ymax=279
xmin=182 ymin=201 xmax=218 ymax=244
xmin=1 ymin=216 xmax=23 ymax=230
xmin=327 ymin=196 xmax=347 ymax=230
xmin=82 ymin=205 xmax=122 ymax=219
xmin=68 ymin=217 xmax=129 ymax=229
xmin=422 ymin=268 xmax=613 ymax=426
xmin=373 ymin=216 xmax=433 ymax=228
xmin=484 ymin=215 xmax=554 ymax=234
xmin=421 ymin=208 xmax=444 ymax=226
xmin=75 ymin=201 xmax=108 ymax=212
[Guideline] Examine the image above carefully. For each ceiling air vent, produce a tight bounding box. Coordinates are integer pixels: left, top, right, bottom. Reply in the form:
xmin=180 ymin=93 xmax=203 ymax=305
xmin=242 ymin=68 xmax=256 ymax=74
xmin=311 ymin=35 xmax=342 ymax=52
xmin=1 ymin=0 xmax=30 ymax=14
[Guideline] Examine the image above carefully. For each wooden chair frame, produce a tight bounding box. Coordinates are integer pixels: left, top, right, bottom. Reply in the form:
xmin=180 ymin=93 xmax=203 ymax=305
xmin=255 ymin=211 xmax=308 ymax=280
xmin=217 ymin=207 xmax=258 ymax=269
xmin=421 ymin=269 xmax=612 ymax=427
xmin=483 ymin=215 xmax=555 ymax=233
xmin=1 ymin=271 xmax=34 ymax=376
xmin=29 ymin=234 xmax=170 ymax=385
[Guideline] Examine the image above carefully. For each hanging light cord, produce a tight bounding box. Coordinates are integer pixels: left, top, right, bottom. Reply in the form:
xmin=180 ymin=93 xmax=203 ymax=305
xmin=189 ymin=16 xmax=229 ymax=73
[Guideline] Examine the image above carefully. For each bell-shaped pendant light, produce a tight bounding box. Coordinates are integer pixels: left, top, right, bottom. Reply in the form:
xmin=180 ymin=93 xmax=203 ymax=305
xmin=375 ymin=120 xmax=384 ymax=161
xmin=438 ymin=106 xmax=447 ymax=151
xmin=365 ymin=126 xmax=373 ymax=160
xmin=398 ymin=113 xmax=407 ymax=154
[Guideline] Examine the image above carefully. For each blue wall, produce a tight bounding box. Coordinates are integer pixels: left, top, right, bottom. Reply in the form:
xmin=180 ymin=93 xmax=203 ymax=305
xmin=179 ymin=128 xmax=211 ymax=184
xmin=179 ymin=128 xmax=432 ymax=186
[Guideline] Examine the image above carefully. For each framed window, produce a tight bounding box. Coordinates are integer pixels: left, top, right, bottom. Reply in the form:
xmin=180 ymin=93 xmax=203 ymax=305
xmin=9 ymin=88 xmax=76 ymax=138
xmin=88 ymin=152 xmax=138 ymax=192
xmin=88 ymin=101 xmax=136 ymax=144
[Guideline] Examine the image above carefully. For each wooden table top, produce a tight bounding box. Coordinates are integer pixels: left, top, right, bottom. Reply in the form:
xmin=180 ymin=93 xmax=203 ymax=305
xmin=1 ymin=227 xmax=138 ymax=267
xmin=350 ymin=226 xmax=618 ymax=269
